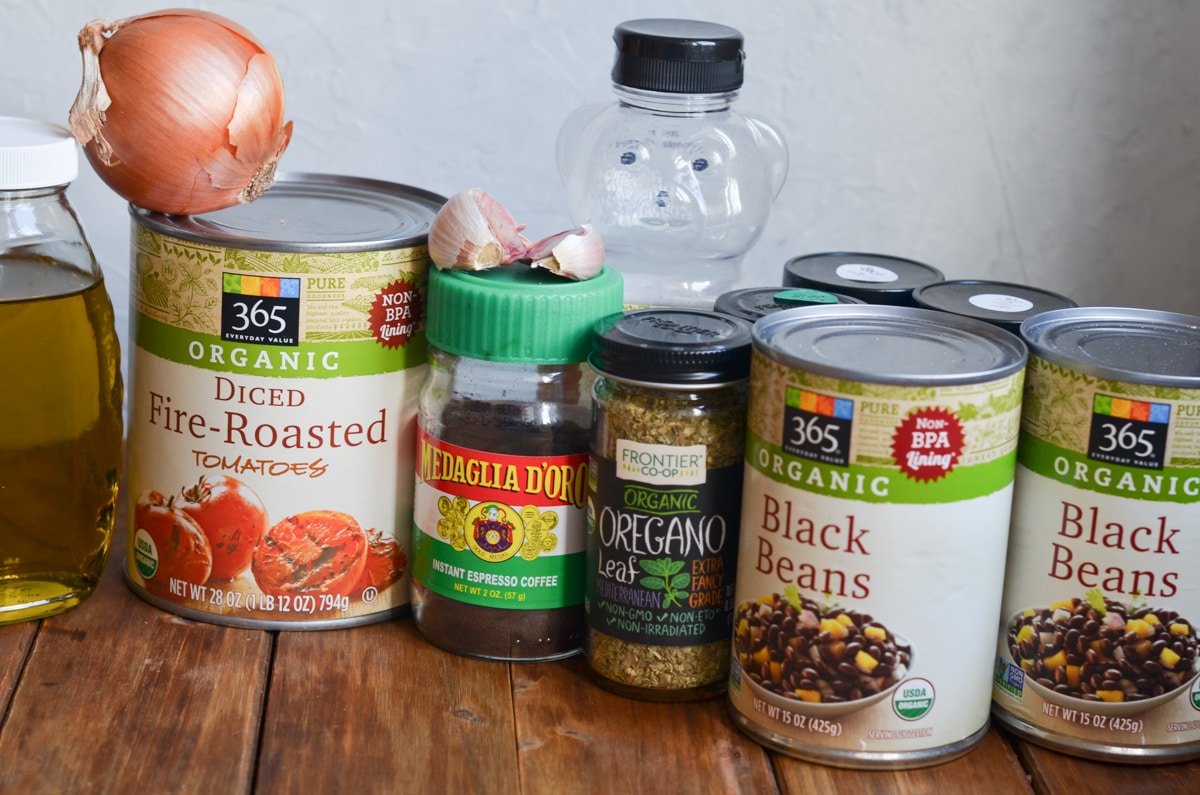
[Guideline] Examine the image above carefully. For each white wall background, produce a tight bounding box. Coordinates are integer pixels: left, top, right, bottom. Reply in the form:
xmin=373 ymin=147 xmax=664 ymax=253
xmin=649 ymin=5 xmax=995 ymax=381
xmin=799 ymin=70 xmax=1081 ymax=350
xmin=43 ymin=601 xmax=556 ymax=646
xmin=4 ymin=0 xmax=1200 ymax=365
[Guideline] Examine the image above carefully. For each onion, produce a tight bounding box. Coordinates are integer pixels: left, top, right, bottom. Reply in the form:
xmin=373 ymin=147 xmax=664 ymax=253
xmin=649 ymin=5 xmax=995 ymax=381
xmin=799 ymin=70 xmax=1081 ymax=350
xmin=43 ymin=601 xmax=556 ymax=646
xmin=68 ymin=8 xmax=293 ymax=215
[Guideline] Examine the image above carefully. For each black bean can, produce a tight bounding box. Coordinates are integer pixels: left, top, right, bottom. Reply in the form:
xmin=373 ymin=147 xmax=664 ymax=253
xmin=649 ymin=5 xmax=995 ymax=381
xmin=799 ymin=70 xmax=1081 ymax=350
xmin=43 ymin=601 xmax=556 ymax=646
xmin=585 ymin=309 xmax=752 ymax=700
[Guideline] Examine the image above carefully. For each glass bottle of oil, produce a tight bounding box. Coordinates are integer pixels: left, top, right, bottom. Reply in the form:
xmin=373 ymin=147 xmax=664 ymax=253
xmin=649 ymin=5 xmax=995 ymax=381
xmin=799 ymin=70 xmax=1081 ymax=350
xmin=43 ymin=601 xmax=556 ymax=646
xmin=0 ymin=117 xmax=123 ymax=624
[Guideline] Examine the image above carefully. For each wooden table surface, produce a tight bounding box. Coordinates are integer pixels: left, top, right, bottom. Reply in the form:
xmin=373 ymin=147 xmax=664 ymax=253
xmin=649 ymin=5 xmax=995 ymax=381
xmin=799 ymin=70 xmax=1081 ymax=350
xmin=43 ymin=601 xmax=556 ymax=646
xmin=2 ymin=519 xmax=1198 ymax=793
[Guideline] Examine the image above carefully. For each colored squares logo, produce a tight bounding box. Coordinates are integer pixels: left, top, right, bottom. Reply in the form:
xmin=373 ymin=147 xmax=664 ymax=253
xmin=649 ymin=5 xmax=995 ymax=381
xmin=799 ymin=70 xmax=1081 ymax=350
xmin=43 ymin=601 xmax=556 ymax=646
xmin=787 ymin=387 xmax=853 ymax=420
xmin=1093 ymin=395 xmax=1170 ymax=425
xmin=223 ymin=273 xmax=300 ymax=299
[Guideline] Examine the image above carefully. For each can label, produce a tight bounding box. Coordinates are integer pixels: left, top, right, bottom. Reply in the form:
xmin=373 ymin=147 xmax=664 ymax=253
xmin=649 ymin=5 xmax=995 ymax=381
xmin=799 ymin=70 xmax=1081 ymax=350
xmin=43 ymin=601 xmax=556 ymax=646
xmin=992 ymin=355 xmax=1200 ymax=751
xmin=411 ymin=429 xmax=588 ymax=610
xmin=730 ymin=350 xmax=1024 ymax=758
xmin=125 ymin=223 xmax=427 ymax=625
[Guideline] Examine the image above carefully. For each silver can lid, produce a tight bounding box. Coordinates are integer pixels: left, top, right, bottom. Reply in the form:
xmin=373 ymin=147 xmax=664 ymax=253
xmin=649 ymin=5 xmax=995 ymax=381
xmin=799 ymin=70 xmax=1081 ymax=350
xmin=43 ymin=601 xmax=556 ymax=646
xmin=754 ymin=304 xmax=1028 ymax=386
xmin=1021 ymin=306 xmax=1200 ymax=387
xmin=130 ymin=172 xmax=445 ymax=253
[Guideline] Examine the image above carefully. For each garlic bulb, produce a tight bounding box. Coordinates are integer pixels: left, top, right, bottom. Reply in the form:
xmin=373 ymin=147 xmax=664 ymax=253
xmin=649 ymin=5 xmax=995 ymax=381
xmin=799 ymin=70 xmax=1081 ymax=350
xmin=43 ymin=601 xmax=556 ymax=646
xmin=526 ymin=224 xmax=605 ymax=281
xmin=428 ymin=188 xmax=605 ymax=281
xmin=428 ymin=188 xmax=527 ymax=270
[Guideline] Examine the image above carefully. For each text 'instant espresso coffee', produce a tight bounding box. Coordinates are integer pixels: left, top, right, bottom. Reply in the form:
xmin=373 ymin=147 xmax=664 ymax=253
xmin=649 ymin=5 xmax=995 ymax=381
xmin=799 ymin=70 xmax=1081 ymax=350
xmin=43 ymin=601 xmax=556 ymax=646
xmin=125 ymin=174 xmax=443 ymax=628
xmin=728 ymin=304 xmax=1028 ymax=768
xmin=992 ymin=307 xmax=1200 ymax=763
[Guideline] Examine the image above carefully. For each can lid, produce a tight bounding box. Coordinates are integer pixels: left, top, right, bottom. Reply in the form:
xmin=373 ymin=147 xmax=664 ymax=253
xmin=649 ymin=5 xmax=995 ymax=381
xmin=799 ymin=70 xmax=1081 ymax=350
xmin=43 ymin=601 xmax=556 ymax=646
xmin=754 ymin=304 xmax=1028 ymax=386
xmin=0 ymin=117 xmax=78 ymax=190
xmin=611 ymin=19 xmax=744 ymax=94
xmin=913 ymin=279 xmax=1077 ymax=334
xmin=1021 ymin=306 xmax=1200 ymax=386
xmin=714 ymin=286 xmax=863 ymax=322
xmin=590 ymin=308 xmax=753 ymax=384
xmin=130 ymin=172 xmax=445 ymax=253
xmin=782 ymin=251 xmax=944 ymax=306
xmin=427 ymin=263 xmax=624 ymax=364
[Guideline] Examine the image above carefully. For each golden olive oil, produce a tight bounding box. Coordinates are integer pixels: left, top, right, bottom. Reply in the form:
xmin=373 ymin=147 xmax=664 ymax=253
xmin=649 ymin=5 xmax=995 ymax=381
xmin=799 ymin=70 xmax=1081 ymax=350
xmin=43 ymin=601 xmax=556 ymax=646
xmin=0 ymin=257 xmax=123 ymax=624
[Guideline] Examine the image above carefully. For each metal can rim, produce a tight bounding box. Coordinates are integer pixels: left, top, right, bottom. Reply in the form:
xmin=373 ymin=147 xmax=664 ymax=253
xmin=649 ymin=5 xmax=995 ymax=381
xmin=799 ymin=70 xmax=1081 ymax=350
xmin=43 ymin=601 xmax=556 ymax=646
xmin=1021 ymin=306 xmax=1200 ymax=388
xmin=129 ymin=171 xmax=446 ymax=253
xmin=753 ymin=304 xmax=1028 ymax=386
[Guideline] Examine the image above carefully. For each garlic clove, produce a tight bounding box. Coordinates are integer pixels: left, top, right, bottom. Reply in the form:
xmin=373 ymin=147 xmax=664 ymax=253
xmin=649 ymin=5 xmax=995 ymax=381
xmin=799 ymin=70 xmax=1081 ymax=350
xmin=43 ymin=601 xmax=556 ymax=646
xmin=527 ymin=224 xmax=605 ymax=281
xmin=428 ymin=188 xmax=529 ymax=270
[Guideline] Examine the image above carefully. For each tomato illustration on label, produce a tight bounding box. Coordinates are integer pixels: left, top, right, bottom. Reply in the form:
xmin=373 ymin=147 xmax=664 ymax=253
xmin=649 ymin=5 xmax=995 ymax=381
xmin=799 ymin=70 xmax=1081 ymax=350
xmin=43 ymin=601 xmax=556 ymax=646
xmin=252 ymin=510 xmax=368 ymax=597
xmin=133 ymin=490 xmax=213 ymax=595
xmin=354 ymin=527 xmax=408 ymax=593
xmin=176 ymin=475 xmax=267 ymax=580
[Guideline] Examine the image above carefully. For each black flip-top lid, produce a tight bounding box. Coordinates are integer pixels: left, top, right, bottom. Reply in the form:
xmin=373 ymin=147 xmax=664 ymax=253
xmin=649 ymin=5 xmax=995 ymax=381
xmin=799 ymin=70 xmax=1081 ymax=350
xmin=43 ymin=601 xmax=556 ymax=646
xmin=611 ymin=19 xmax=745 ymax=94
xmin=590 ymin=308 xmax=752 ymax=385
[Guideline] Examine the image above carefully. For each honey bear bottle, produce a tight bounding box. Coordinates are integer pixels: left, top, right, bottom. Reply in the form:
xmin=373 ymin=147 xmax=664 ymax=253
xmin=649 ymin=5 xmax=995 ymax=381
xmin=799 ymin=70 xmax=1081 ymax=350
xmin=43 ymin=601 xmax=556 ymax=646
xmin=557 ymin=19 xmax=789 ymax=310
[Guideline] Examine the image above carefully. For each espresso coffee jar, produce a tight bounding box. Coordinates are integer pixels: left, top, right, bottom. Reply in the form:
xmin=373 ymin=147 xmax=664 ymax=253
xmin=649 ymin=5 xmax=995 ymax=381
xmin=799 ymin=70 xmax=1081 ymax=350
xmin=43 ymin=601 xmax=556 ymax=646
xmin=411 ymin=263 xmax=623 ymax=661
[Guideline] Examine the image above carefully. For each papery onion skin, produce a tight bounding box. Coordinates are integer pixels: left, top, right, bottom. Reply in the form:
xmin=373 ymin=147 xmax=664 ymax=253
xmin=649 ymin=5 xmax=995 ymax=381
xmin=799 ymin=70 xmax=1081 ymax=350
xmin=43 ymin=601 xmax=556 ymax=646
xmin=69 ymin=8 xmax=292 ymax=215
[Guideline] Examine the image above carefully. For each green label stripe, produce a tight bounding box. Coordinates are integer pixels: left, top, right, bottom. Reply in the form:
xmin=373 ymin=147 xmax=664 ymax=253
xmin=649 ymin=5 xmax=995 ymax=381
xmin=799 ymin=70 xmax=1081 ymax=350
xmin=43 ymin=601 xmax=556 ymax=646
xmin=134 ymin=313 xmax=426 ymax=377
xmin=746 ymin=431 xmax=1016 ymax=504
xmin=412 ymin=527 xmax=582 ymax=610
xmin=1018 ymin=433 xmax=1200 ymax=503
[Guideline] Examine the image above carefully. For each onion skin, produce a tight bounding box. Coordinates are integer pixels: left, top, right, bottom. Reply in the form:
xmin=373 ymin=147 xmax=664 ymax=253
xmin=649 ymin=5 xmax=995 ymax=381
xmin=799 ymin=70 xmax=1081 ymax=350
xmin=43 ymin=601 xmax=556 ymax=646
xmin=69 ymin=8 xmax=292 ymax=215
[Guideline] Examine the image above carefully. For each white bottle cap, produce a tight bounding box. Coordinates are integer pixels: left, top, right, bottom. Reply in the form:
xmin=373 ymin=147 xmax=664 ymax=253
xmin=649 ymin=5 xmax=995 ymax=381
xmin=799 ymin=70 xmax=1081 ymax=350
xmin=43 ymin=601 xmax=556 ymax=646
xmin=0 ymin=116 xmax=79 ymax=190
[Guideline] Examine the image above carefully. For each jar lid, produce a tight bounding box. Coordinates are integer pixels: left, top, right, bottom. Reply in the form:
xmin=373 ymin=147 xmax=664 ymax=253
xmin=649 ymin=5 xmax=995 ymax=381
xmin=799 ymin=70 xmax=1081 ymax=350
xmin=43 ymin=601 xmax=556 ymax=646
xmin=0 ymin=117 xmax=78 ymax=190
xmin=912 ymin=279 xmax=1077 ymax=334
xmin=590 ymin=308 xmax=753 ymax=384
xmin=426 ymin=263 xmax=624 ymax=364
xmin=782 ymin=251 xmax=944 ymax=306
xmin=713 ymin=286 xmax=863 ymax=322
xmin=611 ymin=19 xmax=744 ymax=94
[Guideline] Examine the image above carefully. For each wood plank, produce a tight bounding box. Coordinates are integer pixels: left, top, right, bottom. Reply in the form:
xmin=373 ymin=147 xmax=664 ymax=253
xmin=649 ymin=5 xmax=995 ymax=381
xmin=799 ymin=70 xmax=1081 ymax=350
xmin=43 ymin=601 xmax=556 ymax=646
xmin=0 ymin=556 xmax=272 ymax=794
xmin=0 ymin=620 xmax=36 ymax=720
xmin=774 ymin=728 xmax=1034 ymax=794
xmin=512 ymin=657 xmax=778 ymax=795
xmin=256 ymin=619 xmax=520 ymax=794
xmin=1013 ymin=737 xmax=1200 ymax=795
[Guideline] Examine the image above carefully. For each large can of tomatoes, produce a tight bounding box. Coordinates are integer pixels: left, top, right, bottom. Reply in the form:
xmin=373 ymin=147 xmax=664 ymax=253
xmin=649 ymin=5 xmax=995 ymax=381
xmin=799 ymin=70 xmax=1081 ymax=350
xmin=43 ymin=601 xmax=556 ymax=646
xmin=124 ymin=173 xmax=444 ymax=629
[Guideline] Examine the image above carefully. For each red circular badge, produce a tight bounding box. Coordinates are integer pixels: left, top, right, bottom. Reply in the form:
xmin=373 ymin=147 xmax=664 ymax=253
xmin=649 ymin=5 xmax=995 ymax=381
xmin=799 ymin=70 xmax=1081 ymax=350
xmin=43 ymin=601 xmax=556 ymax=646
xmin=891 ymin=407 xmax=964 ymax=482
xmin=368 ymin=279 xmax=423 ymax=349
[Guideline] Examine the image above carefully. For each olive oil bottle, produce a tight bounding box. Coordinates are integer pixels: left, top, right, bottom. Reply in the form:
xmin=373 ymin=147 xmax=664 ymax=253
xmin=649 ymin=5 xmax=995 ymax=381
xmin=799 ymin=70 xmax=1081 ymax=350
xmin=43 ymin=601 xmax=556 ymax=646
xmin=0 ymin=118 xmax=123 ymax=624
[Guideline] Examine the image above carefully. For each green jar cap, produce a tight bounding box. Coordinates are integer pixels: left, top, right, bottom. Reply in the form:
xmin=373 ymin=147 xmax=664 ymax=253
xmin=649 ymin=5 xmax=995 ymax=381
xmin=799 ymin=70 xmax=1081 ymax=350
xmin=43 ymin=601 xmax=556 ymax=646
xmin=426 ymin=263 xmax=624 ymax=363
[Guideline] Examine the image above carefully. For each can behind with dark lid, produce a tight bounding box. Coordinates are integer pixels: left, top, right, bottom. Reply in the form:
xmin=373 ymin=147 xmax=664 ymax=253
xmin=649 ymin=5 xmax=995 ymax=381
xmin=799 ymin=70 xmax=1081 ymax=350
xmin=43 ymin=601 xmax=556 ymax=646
xmin=126 ymin=173 xmax=444 ymax=629
xmin=729 ymin=304 xmax=1027 ymax=768
xmin=714 ymin=286 xmax=863 ymax=323
xmin=992 ymin=306 xmax=1200 ymax=763
xmin=782 ymin=252 xmax=944 ymax=306
xmin=913 ymin=279 xmax=1077 ymax=334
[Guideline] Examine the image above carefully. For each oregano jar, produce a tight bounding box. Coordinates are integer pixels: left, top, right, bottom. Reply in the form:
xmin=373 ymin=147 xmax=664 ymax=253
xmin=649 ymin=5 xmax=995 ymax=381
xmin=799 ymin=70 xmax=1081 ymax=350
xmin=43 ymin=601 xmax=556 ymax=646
xmin=585 ymin=308 xmax=752 ymax=699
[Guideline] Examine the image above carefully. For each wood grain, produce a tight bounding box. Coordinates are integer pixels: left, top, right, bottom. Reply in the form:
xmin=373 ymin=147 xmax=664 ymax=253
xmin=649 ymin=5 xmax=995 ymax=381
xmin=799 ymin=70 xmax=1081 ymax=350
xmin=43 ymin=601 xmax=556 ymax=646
xmin=774 ymin=727 xmax=1034 ymax=794
xmin=512 ymin=657 xmax=777 ymax=795
xmin=0 ymin=620 xmax=36 ymax=720
xmin=256 ymin=619 xmax=520 ymax=795
xmin=1015 ymin=736 xmax=1199 ymax=795
xmin=0 ymin=558 xmax=271 ymax=795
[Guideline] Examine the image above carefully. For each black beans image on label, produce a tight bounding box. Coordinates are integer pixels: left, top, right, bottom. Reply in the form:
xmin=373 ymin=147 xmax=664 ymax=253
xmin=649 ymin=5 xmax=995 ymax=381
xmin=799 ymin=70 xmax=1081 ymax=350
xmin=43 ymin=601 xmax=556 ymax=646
xmin=1008 ymin=592 xmax=1200 ymax=704
xmin=734 ymin=590 xmax=912 ymax=704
